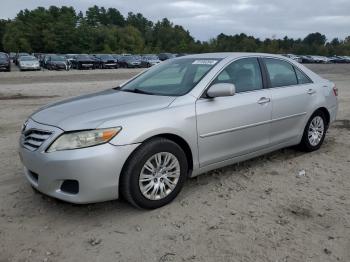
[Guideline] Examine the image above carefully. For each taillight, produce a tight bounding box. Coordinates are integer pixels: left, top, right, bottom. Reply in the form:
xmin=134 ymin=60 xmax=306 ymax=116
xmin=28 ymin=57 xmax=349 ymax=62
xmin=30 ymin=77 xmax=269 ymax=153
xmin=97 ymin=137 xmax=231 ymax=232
xmin=333 ymin=85 xmax=338 ymax=96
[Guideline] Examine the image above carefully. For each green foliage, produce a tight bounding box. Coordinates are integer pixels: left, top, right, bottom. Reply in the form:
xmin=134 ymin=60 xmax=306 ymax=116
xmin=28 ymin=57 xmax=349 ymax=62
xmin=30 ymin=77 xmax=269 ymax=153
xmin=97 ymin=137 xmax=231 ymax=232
xmin=1 ymin=5 xmax=349 ymax=55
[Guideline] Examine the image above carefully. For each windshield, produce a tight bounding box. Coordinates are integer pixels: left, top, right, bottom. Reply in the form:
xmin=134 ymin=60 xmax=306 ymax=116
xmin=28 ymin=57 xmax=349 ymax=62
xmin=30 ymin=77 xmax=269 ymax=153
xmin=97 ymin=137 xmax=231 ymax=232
xmin=144 ymin=56 xmax=158 ymax=60
xmin=20 ymin=56 xmax=37 ymax=61
xmin=77 ymin=55 xmax=91 ymax=59
xmin=0 ymin=53 xmax=8 ymax=59
xmin=100 ymin=54 xmax=114 ymax=59
xmin=51 ymin=55 xmax=66 ymax=61
xmin=126 ymin=56 xmax=140 ymax=61
xmin=120 ymin=58 xmax=220 ymax=96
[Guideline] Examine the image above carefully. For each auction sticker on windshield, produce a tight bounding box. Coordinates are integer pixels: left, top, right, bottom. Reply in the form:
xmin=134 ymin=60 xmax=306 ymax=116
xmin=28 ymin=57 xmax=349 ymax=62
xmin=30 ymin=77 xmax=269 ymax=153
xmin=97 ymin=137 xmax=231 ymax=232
xmin=192 ymin=60 xmax=218 ymax=65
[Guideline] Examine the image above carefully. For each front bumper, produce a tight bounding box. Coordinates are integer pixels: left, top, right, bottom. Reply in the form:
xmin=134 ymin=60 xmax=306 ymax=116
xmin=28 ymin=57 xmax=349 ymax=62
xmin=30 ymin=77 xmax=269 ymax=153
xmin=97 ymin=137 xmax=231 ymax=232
xmin=0 ymin=63 xmax=10 ymax=69
xmin=51 ymin=64 xmax=67 ymax=70
xmin=19 ymin=119 xmax=140 ymax=204
xmin=20 ymin=65 xmax=41 ymax=70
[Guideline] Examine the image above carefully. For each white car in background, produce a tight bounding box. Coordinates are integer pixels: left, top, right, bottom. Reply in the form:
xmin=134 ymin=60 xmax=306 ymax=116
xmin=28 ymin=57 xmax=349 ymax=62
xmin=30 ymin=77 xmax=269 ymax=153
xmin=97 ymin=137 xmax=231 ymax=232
xmin=284 ymin=54 xmax=302 ymax=63
xmin=18 ymin=56 xmax=41 ymax=71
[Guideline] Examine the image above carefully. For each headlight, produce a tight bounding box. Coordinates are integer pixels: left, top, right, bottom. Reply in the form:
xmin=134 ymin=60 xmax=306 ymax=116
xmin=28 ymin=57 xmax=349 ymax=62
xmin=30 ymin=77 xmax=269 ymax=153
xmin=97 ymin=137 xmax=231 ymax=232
xmin=47 ymin=127 xmax=122 ymax=152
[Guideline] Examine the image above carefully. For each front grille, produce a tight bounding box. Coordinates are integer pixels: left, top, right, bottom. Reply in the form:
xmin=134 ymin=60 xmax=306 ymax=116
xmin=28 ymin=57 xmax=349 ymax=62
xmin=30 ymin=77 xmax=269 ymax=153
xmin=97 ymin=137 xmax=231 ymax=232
xmin=22 ymin=129 xmax=53 ymax=151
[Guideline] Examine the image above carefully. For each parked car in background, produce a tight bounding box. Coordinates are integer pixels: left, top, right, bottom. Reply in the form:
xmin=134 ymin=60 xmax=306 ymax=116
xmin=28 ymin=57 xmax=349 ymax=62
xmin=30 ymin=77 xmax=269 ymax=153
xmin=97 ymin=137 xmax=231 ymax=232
xmin=71 ymin=54 xmax=96 ymax=70
xmin=18 ymin=55 xmax=41 ymax=71
xmin=93 ymin=54 xmax=119 ymax=69
xmin=158 ymin=53 xmax=176 ymax=61
xmin=118 ymin=55 xmax=142 ymax=68
xmin=339 ymin=56 xmax=350 ymax=63
xmin=14 ymin=52 xmax=30 ymax=65
xmin=45 ymin=55 xmax=68 ymax=70
xmin=329 ymin=56 xmax=349 ymax=64
xmin=300 ymin=55 xmax=315 ymax=63
xmin=0 ymin=52 xmax=11 ymax=72
xmin=283 ymin=54 xmax=302 ymax=63
xmin=313 ymin=56 xmax=331 ymax=63
xmin=141 ymin=54 xmax=161 ymax=67
xmin=19 ymin=53 xmax=338 ymax=209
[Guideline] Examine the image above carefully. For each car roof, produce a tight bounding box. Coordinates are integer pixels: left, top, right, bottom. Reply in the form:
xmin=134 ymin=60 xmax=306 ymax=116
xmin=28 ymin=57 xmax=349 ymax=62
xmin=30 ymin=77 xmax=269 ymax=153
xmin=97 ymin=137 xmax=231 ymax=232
xmin=182 ymin=52 xmax=286 ymax=59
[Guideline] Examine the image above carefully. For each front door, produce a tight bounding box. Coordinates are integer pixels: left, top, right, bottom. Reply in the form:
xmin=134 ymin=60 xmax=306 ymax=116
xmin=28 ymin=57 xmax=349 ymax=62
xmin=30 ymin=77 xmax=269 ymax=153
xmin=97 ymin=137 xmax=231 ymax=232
xmin=196 ymin=57 xmax=272 ymax=167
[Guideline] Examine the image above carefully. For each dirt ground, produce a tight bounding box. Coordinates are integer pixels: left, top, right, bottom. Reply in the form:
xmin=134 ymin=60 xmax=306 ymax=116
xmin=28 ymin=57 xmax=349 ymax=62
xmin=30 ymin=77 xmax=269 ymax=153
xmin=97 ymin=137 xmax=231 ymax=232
xmin=0 ymin=64 xmax=349 ymax=262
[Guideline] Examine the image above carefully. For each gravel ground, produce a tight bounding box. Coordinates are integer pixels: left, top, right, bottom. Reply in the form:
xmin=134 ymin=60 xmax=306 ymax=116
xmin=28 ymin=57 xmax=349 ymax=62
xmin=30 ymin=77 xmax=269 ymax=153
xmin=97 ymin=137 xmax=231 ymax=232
xmin=0 ymin=64 xmax=349 ymax=262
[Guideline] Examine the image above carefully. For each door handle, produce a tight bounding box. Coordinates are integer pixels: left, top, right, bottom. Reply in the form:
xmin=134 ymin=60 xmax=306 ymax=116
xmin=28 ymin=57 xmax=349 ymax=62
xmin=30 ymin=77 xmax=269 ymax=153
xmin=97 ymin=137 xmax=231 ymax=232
xmin=307 ymin=89 xmax=316 ymax=95
xmin=257 ymin=97 xmax=271 ymax=104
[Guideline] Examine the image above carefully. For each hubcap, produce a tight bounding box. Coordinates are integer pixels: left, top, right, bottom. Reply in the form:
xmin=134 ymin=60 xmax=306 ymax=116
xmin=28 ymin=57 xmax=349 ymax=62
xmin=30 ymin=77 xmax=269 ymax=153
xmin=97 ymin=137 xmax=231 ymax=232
xmin=308 ymin=116 xmax=324 ymax=146
xmin=139 ymin=152 xmax=180 ymax=200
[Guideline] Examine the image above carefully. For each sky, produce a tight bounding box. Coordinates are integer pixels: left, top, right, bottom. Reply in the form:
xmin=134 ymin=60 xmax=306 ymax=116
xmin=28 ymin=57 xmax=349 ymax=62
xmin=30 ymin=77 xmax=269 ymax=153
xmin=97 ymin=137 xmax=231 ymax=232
xmin=0 ymin=0 xmax=349 ymax=41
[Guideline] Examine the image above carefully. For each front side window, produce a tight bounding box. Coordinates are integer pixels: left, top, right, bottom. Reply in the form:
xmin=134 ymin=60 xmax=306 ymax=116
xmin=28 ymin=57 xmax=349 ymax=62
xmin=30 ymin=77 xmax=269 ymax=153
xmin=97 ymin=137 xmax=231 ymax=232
xmin=212 ymin=58 xmax=263 ymax=93
xmin=121 ymin=58 xmax=220 ymax=96
xmin=264 ymin=58 xmax=298 ymax=88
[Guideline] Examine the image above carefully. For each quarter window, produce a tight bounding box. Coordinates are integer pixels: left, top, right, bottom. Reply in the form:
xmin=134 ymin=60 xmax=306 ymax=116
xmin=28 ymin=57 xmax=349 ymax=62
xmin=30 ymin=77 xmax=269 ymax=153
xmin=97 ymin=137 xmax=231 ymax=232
xmin=212 ymin=58 xmax=263 ymax=93
xmin=264 ymin=58 xmax=298 ymax=88
xmin=295 ymin=67 xmax=312 ymax=84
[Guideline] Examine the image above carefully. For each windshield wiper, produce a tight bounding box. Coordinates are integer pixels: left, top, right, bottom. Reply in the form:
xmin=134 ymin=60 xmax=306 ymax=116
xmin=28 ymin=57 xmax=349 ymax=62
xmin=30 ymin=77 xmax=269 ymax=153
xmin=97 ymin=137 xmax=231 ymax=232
xmin=121 ymin=88 xmax=154 ymax=95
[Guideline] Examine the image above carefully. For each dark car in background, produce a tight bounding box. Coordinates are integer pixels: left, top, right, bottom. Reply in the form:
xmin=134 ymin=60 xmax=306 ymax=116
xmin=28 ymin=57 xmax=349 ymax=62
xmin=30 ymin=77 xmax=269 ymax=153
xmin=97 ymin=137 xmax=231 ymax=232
xmin=71 ymin=54 xmax=96 ymax=70
xmin=45 ymin=55 xmax=69 ymax=70
xmin=141 ymin=54 xmax=161 ymax=67
xmin=329 ymin=56 xmax=349 ymax=64
xmin=118 ymin=55 xmax=142 ymax=68
xmin=300 ymin=55 xmax=316 ymax=63
xmin=0 ymin=52 xmax=11 ymax=72
xmin=158 ymin=53 xmax=176 ymax=61
xmin=93 ymin=54 xmax=118 ymax=69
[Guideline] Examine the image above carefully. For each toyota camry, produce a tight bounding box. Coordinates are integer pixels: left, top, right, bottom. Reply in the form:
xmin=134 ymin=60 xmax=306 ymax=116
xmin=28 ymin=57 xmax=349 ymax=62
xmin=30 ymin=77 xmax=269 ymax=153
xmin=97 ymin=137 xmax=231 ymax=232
xmin=19 ymin=53 xmax=338 ymax=209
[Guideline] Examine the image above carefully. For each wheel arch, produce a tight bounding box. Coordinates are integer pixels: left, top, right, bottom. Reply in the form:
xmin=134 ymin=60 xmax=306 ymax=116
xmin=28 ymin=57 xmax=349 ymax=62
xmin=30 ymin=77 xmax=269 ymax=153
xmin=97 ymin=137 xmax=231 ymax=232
xmin=314 ymin=107 xmax=330 ymax=128
xmin=119 ymin=133 xmax=194 ymax=185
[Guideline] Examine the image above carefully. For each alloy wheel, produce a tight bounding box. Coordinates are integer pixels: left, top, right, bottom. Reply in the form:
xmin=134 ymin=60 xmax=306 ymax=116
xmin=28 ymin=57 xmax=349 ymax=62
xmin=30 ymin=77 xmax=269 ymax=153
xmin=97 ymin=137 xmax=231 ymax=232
xmin=139 ymin=152 xmax=180 ymax=200
xmin=308 ymin=116 xmax=324 ymax=146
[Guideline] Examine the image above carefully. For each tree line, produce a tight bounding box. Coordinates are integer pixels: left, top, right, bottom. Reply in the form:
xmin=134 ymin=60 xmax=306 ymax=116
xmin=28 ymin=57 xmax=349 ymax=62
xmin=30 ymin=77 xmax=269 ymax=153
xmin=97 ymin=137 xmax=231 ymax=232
xmin=0 ymin=5 xmax=349 ymax=55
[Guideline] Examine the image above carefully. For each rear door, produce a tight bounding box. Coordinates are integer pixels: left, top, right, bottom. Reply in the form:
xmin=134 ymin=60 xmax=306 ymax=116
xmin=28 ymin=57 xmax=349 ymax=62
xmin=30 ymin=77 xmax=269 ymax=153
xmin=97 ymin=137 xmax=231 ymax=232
xmin=262 ymin=58 xmax=316 ymax=145
xmin=196 ymin=57 xmax=272 ymax=167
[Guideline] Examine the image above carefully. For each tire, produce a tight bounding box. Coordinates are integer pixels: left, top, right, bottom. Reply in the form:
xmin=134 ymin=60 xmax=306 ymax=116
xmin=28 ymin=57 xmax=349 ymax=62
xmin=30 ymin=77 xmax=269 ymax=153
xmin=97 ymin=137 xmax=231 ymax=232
xmin=120 ymin=138 xmax=188 ymax=209
xmin=298 ymin=110 xmax=327 ymax=152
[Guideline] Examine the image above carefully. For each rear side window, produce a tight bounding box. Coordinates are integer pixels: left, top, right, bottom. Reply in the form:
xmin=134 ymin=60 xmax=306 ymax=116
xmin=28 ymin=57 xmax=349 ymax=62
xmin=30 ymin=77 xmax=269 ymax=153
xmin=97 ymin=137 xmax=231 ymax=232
xmin=212 ymin=58 xmax=263 ymax=93
xmin=295 ymin=67 xmax=312 ymax=84
xmin=264 ymin=58 xmax=298 ymax=88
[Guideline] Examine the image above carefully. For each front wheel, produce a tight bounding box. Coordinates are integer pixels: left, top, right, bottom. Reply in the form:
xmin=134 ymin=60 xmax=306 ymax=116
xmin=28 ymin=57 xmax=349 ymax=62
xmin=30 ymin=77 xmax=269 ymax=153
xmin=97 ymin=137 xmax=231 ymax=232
xmin=120 ymin=138 xmax=188 ymax=209
xmin=298 ymin=110 xmax=327 ymax=152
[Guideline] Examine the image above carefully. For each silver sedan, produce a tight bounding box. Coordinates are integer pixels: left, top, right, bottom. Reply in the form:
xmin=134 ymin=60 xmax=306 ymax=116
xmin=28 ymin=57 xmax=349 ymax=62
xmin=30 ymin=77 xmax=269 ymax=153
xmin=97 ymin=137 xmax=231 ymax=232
xmin=18 ymin=55 xmax=41 ymax=71
xmin=19 ymin=53 xmax=338 ymax=209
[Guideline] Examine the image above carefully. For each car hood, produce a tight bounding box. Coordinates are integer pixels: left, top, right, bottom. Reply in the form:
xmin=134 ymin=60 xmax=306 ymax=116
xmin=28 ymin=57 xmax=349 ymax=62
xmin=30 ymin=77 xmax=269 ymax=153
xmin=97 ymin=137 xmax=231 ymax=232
xmin=31 ymin=89 xmax=176 ymax=131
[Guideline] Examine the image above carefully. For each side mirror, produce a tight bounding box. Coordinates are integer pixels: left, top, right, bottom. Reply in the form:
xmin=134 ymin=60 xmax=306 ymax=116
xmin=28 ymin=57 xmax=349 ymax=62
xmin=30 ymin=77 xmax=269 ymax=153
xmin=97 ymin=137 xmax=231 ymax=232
xmin=206 ymin=83 xmax=236 ymax=98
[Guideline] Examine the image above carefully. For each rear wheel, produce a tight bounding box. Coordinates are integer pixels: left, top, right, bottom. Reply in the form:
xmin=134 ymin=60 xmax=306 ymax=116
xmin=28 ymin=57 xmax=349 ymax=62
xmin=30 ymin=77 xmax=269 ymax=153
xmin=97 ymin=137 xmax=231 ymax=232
xmin=298 ymin=110 xmax=327 ymax=152
xmin=120 ymin=138 xmax=188 ymax=209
